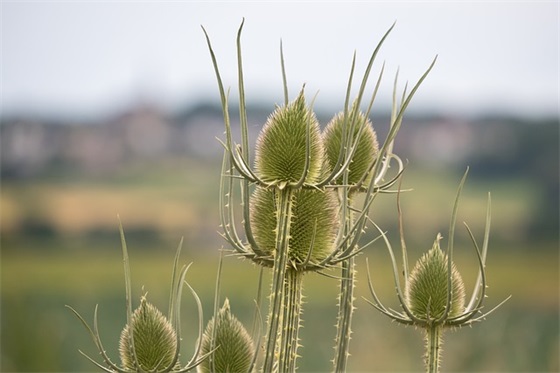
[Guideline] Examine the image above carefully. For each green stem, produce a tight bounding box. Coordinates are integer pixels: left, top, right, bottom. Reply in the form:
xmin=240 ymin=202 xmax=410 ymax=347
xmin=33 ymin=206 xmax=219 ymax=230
xmin=262 ymin=188 xmax=294 ymax=373
xmin=333 ymin=256 xmax=355 ymax=372
xmin=333 ymin=195 xmax=355 ymax=373
xmin=278 ymin=269 xmax=304 ymax=373
xmin=425 ymin=325 xmax=443 ymax=373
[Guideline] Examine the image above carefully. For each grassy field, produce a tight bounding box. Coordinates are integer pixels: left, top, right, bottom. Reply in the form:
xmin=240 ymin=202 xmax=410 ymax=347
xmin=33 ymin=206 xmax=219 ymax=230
xmin=1 ymin=161 xmax=558 ymax=372
xmin=1 ymin=247 xmax=558 ymax=372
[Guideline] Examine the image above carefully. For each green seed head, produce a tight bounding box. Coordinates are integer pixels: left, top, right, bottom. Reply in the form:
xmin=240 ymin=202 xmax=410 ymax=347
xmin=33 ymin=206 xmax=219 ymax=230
xmin=198 ymin=299 xmax=254 ymax=373
xmin=119 ymin=295 xmax=177 ymax=371
xmin=254 ymin=90 xmax=324 ymax=185
xmin=323 ymin=110 xmax=379 ymax=186
xmin=250 ymin=187 xmax=338 ymax=266
xmin=405 ymin=236 xmax=466 ymax=322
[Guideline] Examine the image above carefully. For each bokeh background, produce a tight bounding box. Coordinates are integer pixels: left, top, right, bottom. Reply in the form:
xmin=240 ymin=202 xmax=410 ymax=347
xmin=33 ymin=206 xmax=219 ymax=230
xmin=1 ymin=2 xmax=558 ymax=372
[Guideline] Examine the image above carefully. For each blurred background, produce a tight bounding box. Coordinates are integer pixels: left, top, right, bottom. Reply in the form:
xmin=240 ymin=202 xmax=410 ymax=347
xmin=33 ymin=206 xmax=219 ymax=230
xmin=1 ymin=2 xmax=558 ymax=372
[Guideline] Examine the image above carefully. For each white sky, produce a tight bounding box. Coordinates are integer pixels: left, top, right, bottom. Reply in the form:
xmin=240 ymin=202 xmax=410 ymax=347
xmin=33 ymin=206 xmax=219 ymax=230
xmin=1 ymin=1 xmax=559 ymax=119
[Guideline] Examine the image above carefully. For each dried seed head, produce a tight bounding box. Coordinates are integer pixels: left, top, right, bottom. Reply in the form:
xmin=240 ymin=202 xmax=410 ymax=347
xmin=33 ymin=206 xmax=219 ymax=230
xmin=250 ymin=187 xmax=338 ymax=266
xmin=405 ymin=236 xmax=466 ymax=322
xmin=323 ymin=111 xmax=379 ymax=186
xmin=119 ymin=295 xmax=177 ymax=371
xmin=254 ymin=90 xmax=324 ymax=185
xmin=198 ymin=299 xmax=254 ymax=373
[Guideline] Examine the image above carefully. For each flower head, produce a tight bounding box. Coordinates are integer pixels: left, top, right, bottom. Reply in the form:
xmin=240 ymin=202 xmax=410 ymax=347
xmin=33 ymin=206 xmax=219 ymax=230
xmin=250 ymin=187 xmax=339 ymax=269
xmin=405 ymin=234 xmax=466 ymax=322
xmin=323 ymin=110 xmax=379 ymax=188
xmin=255 ymin=89 xmax=324 ymax=187
xmin=119 ymin=295 xmax=178 ymax=371
xmin=198 ymin=299 xmax=255 ymax=373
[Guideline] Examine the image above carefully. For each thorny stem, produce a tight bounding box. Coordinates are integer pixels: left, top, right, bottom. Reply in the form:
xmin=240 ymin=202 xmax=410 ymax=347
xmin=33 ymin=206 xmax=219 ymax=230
xmin=426 ymin=325 xmax=443 ymax=373
xmin=263 ymin=188 xmax=294 ymax=373
xmin=333 ymin=197 xmax=356 ymax=372
xmin=333 ymin=257 xmax=355 ymax=372
xmin=279 ymin=269 xmax=304 ymax=373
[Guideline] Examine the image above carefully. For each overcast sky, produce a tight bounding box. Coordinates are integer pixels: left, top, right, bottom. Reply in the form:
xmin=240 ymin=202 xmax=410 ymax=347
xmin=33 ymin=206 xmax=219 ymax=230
xmin=1 ymin=1 xmax=559 ymax=119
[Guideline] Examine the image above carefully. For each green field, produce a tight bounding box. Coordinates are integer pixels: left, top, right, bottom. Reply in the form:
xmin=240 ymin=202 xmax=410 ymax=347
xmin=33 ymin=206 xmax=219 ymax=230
xmin=1 ymin=161 xmax=558 ymax=372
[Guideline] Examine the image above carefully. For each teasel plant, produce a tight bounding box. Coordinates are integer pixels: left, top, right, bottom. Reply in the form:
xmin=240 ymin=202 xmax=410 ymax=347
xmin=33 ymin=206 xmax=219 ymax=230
xmin=364 ymin=169 xmax=511 ymax=373
xmin=203 ymin=19 xmax=437 ymax=372
xmin=66 ymin=222 xmax=212 ymax=372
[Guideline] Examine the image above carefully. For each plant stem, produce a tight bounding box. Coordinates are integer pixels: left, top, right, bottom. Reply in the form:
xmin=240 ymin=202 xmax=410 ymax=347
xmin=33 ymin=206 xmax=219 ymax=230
xmin=278 ymin=269 xmax=304 ymax=373
xmin=333 ymin=256 xmax=355 ymax=372
xmin=425 ymin=325 xmax=443 ymax=373
xmin=334 ymin=195 xmax=356 ymax=372
xmin=262 ymin=188 xmax=294 ymax=373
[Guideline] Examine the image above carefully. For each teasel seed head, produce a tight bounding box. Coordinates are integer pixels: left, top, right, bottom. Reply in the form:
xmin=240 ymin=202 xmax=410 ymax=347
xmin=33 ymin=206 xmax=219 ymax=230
xmin=119 ymin=294 xmax=178 ymax=371
xmin=254 ymin=89 xmax=324 ymax=186
xmin=323 ymin=110 xmax=379 ymax=187
xmin=405 ymin=235 xmax=466 ymax=322
xmin=250 ymin=186 xmax=338 ymax=267
xmin=198 ymin=298 xmax=254 ymax=373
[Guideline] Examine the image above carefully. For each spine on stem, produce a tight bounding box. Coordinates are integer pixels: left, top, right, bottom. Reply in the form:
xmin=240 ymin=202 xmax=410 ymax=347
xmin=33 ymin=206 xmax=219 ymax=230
xmin=333 ymin=256 xmax=355 ymax=372
xmin=426 ymin=325 xmax=443 ymax=373
xmin=279 ymin=269 xmax=304 ymax=373
xmin=262 ymin=188 xmax=294 ymax=373
xmin=324 ymin=110 xmax=379 ymax=372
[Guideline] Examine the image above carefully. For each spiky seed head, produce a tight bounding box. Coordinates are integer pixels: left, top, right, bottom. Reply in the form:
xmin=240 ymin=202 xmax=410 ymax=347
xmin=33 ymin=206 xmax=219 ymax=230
xmin=119 ymin=295 xmax=177 ymax=371
xmin=250 ymin=187 xmax=338 ymax=266
xmin=323 ymin=111 xmax=379 ymax=186
xmin=254 ymin=89 xmax=324 ymax=185
xmin=405 ymin=235 xmax=466 ymax=322
xmin=198 ymin=299 xmax=255 ymax=373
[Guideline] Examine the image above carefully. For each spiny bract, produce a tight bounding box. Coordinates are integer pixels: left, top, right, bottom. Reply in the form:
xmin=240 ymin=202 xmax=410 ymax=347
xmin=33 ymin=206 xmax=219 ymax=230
xmin=198 ymin=299 xmax=254 ymax=373
xmin=405 ymin=236 xmax=466 ymax=321
xmin=254 ymin=90 xmax=324 ymax=186
xmin=250 ymin=186 xmax=339 ymax=267
xmin=119 ymin=295 xmax=177 ymax=371
xmin=323 ymin=110 xmax=379 ymax=187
